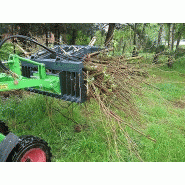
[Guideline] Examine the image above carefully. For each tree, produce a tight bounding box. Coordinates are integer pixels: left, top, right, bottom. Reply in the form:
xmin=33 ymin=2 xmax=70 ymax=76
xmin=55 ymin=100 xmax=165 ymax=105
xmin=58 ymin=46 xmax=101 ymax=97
xmin=153 ymin=23 xmax=164 ymax=63
xmin=175 ymin=23 xmax=185 ymax=52
xmin=157 ymin=23 xmax=163 ymax=46
xmin=132 ymin=23 xmax=138 ymax=57
xmin=0 ymin=23 xmax=8 ymax=40
xmin=167 ymin=23 xmax=175 ymax=68
xmin=49 ymin=23 xmax=95 ymax=45
xmin=104 ymin=23 xmax=116 ymax=47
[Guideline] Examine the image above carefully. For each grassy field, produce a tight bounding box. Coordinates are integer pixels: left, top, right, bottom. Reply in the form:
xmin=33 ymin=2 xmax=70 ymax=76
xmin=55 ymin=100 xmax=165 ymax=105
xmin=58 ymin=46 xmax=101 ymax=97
xmin=1 ymin=53 xmax=185 ymax=162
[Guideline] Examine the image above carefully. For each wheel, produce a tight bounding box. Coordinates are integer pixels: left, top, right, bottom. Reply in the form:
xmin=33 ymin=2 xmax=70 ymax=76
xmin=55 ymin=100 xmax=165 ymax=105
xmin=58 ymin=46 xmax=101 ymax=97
xmin=6 ymin=135 xmax=52 ymax=162
xmin=0 ymin=120 xmax=9 ymax=136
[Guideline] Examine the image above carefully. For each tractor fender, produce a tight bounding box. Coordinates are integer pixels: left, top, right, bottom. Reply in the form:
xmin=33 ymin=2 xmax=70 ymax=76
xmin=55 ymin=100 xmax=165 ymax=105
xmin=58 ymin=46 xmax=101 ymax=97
xmin=0 ymin=133 xmax=20 ymax=162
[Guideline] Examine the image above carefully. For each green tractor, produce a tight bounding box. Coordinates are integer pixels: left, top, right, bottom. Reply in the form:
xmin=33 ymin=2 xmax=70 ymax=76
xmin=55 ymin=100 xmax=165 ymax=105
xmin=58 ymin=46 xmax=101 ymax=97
xmin=0 ymin=35 xmax=100 ymax=162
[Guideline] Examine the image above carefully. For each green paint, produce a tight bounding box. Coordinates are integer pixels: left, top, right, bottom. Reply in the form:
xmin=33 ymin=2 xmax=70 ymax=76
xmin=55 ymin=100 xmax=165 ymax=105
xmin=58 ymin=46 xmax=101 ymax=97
xmin=0 ymin=54 xmax=61 ymax=95
xmin=0 ymin=133 xmax=5 ymax=144
xmin=8 ymin=55 xmax=22 ymax=75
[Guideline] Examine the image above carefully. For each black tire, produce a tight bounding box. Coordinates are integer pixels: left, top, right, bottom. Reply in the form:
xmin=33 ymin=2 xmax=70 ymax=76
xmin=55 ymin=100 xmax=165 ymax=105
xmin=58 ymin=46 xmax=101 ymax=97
xmin=0 ymin=120 xmax=9 ymax=136
xmin=6 ymin=135 xmax=52 ymax=162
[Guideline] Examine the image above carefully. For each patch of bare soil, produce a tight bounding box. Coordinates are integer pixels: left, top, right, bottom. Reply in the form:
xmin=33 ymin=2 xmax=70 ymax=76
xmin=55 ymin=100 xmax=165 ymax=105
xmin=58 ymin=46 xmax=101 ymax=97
xmin=0 ymin=89 xmax=31 ymax=99
xmin=172 ymin=100 xmax=185 ymax=109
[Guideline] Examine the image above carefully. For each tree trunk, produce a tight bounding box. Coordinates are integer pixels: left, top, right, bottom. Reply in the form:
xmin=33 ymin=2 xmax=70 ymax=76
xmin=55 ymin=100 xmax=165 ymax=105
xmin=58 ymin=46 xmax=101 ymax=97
xmin=132 ymin=23 xmax=138 ymax=57
xmin=168 ymin=23 xmax=174 ymax=68
xmin=130 ymin=26 xmax=132 ymax=45
xmin=122 ymin=42 xmax=126 ymax=54
xmin=167 ymin=23 xmax=171 ymax=48
xmin=142 ymin=23 xmax=147 ymax=34
xmin=54 ymin=29 xmax=60 ymax=45
xmin=54 ymin=31 xmax=57 ymax=45
xmin=11 ymin=24 xmax=15 ymax=54
xmin=18 ymin=23 xmax=30 ymax=49
xmin=61 ymin=24 xmax=67 ymax=44
xmin=58 ymin=29 xmax=60 ymax=45
xmin=71 ymin=29 xmax=77 ymax=45
xmin=54 ymin=24 xmax=60 ymax=45
xmin=158 ymin=23 xmax=163 ymax=45
xmin=176 ymin=32 xmax=181 ymax=52
xmin=54 ymin=30 xmax=58 ymax=45
xmin=175 ymin=23 xmax=185 ymax=52
xmin=62 ymin=34 xmax=67 ymax=44
xmin=153 ymin=23 xmax=163 ymax=63
xmin=171 ymin=23 xmax=176 ymax=51
xmin=104 ymin=23 xmax=115 ymax=47
xmin=141 ymin=23 xmax=147 ymax=47
xmin=45 ymin=30 xmax=48 ymax=47
xmin=168 ymin=23 xmax=172 ymax=50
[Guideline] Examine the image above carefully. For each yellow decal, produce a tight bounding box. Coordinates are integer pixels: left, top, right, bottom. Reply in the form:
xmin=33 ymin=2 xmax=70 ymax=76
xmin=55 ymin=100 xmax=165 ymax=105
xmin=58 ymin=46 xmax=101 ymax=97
xmin=0 ymin=84 xmax=8 ymax=90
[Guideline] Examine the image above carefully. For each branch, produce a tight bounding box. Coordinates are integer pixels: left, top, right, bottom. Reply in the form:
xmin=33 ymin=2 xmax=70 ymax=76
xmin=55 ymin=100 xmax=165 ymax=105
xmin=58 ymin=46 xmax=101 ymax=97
xmin=88 ymin=47 xmax=114 ymax=57
xmin=15 ymin=43 xmax=30 ymax=57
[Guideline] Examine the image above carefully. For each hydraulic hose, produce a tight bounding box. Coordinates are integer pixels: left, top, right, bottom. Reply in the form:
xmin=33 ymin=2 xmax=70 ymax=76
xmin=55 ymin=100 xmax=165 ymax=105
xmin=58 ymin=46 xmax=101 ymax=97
xmin=0 ymin=35 xmax=56 ymax=54
xmin=0 ymin=35 xmax=57 ymax=72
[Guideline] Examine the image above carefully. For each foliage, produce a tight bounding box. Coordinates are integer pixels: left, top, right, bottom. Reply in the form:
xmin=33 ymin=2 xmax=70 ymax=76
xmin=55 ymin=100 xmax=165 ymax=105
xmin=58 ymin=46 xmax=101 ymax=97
xmin=0 ymin=23 xmax=9 ymax=36
xmin=94 ymin=30 xmax=106 ymax=47
xmin=145 ymin=23 xmax=160 ymax=44
xmin=0 ymin=43 xmax=22 ymax=60
xmin=74 ymin=31 xmax=91 ymax=45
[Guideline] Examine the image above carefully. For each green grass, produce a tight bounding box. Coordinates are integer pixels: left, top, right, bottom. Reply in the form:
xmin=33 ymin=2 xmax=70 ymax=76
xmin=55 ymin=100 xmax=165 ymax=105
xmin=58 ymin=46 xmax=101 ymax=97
xmin=0 ymin=94 xmax=127 ymax=161
xmin=133 ymin=85 xmax=185 ymax=161
xmin=130 ymin=54 xmax=185 ymax=161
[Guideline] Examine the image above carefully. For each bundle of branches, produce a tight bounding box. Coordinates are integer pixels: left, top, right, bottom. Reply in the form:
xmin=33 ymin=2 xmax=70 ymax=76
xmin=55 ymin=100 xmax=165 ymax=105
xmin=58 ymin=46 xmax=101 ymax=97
xmin=83 ymin=50 xmax=156 ymax=161
xmin=83 ymin=51 xmax=148 ymax=119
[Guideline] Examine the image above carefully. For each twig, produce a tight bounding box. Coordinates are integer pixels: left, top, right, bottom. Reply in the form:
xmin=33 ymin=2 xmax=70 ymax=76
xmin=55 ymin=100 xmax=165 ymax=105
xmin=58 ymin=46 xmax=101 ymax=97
xmin=124 ymin=56 xmax=143 ymax=61
xmin=91 ymin=83 xmax=156 ymax=143
xmin=142 ymin=81 xmax=161 ymax=91
xmin=110 ymin=110 xmax=156 ymax=142
xmin=89 ymin=36 xmax=97 ymax=46
xmin=15 ymin=43 xmax=30 ymax=57
xmin=83 ymin=66 xmax=98 ymax=72
xmin=90 ymin=59 xmax=109 ymax=64
xmin=88 ymin=48 xmax=114 ymax=57
xmin=87 ymin=71 xmax=89 ymax=96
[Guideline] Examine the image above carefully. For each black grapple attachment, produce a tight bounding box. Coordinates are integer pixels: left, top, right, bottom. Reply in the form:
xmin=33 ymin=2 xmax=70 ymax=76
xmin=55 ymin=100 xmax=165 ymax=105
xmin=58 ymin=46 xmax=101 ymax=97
xmin=21 ymin=45 xmax=101 ymax=103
